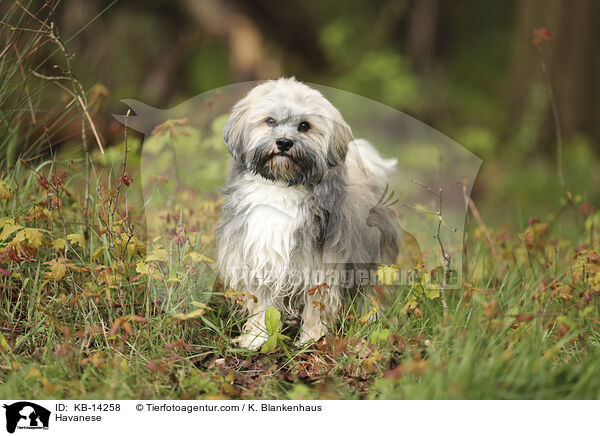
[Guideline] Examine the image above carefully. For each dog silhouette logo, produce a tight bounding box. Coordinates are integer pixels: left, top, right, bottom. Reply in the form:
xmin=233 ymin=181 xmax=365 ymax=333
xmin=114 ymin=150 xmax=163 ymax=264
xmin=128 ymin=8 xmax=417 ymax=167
xmin=2 ymin=402 xmax=50 ymax=433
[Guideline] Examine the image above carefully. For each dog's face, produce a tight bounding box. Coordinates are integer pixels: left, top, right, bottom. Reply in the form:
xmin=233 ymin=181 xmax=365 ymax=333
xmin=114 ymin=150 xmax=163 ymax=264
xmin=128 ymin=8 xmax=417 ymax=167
xmin=223 ymin=78 xmax=352 ymax=185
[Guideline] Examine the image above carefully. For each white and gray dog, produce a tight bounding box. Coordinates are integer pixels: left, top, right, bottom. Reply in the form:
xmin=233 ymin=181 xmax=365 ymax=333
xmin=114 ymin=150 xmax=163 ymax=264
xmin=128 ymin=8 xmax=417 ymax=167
xmin=216 ymin=78 xmax=400 ymax=349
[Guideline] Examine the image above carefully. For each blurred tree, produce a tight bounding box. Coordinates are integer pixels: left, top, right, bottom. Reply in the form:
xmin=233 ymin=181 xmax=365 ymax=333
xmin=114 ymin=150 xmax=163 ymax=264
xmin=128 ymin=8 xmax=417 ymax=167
xmin=183 ymin=0 xmax=281 ymax=82
xmin=407 ymin=0 xmax=439 ymax=74
xmin=226 ymin=0 xmax=328 ymax=71
xmin=33 ymin=0 xmax=599 ymax=158
xmin=508 ymin=0 xmax=597 ymax=151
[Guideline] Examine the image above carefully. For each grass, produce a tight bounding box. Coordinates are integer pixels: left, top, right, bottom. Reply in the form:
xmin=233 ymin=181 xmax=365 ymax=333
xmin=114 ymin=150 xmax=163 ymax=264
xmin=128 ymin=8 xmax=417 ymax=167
xmin=0 ymin=151 xmax=599 ymax=400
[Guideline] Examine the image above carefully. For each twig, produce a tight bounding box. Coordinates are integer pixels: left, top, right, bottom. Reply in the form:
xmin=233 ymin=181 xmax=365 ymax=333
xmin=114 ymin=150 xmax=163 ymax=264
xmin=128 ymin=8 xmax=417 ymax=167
xmin=113 ymin=109 xmax=131 ymax=210
xmin=12 ymin=44 xmax=36 ymax=124
xmin=533 ymin=32 xmax=566 ymax=196
xmin=461 ymin=178 xmax=498 ymax=258
xmin=77 ymin=95 xmax=104 ymax=154
xmin=30 ymin=21 xmax=107 ymax=238
xmin=434 ymin=186 xmax=451 ymax=316
xmin=406 ymin=178 xmax=456 ymax=315
xmin=81 ymin=109 xmax=90 ymax=225
xmin=30 ymin=22 xmax=104 ymax=154
xmin=533 ymin=28 xmax=585 ymax=236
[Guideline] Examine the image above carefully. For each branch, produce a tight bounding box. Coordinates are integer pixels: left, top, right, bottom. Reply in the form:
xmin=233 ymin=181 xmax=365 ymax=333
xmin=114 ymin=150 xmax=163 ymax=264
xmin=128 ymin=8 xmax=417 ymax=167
xmin=406 ymin=178 xmax=456 ymax=315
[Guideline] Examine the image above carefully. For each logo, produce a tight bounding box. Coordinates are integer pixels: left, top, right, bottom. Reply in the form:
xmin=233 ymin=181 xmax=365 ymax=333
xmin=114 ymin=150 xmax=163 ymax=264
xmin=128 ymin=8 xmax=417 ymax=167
xmin=2 ymin=402 xmax=50 ymax=434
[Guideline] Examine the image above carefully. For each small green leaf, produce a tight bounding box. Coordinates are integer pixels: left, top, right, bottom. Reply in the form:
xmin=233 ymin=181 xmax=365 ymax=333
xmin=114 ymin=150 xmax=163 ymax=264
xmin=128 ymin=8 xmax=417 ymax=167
xmin=264 ymin=306 xmax=281 ymax=336
xmin=416 ymin=272 xmax=439 ymax=299
xmin=259 ymin=307 xmax=290 ymax=353
xmin=370 ymin=328 xmax=390 ymax=345
xmin=0 ymin=334 xmax=9 ymax=352
xmin=260 ymin=335 xmax=279 ymax=353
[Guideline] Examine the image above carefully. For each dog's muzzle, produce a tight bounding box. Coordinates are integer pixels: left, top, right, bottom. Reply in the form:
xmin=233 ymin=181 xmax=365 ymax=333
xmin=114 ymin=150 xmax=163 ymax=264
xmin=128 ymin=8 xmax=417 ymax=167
xmin=249 ymin=139 xmax=322 ymax=185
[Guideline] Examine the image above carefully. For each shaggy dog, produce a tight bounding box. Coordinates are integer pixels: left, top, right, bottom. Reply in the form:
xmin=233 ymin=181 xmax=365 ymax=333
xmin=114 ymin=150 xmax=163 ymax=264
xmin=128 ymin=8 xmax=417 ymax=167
xmin=216 ymin=78 xmax=399 ymax=349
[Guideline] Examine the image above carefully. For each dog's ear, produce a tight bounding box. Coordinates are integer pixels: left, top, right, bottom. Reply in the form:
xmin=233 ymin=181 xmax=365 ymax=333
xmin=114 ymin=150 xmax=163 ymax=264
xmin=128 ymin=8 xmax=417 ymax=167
xmin=224 ymin=81 xmax=276 ymax=161
xmin=327 ymin=114 xmax=352 ymax=167
xmin=223 ymin=96 xmax=251 ymax=161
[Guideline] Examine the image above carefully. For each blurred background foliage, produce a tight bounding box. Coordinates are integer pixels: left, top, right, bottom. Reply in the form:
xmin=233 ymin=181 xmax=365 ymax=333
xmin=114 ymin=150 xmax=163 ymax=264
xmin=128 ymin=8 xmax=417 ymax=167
xmin=2 ymin=0 xmax=600 ymax=225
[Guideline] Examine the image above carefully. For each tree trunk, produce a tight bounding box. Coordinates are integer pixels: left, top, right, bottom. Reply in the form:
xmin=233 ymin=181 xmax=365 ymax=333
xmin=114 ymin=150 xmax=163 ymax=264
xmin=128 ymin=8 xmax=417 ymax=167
xmin=407 ymin=0 xmax=440 ymax=73
xmin=508 ymin=0 xmax=597 ymax=151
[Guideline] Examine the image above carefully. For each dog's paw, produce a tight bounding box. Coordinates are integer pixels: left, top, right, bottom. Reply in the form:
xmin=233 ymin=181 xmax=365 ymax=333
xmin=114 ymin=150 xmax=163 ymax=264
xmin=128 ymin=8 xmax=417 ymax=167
xmin=234 ymin=332 xmax=268 ymax=350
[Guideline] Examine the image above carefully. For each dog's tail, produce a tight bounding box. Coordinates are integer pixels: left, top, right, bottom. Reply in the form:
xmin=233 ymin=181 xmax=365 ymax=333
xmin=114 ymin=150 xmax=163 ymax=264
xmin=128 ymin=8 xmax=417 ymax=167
xmin=347 ymin=138 xmax=397 ymax=179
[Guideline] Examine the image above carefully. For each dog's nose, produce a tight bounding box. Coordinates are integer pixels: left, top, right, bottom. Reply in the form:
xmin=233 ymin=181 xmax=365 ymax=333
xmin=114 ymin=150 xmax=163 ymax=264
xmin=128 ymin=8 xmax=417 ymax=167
xmin=275 ymin=137 xmax=293 ymax=152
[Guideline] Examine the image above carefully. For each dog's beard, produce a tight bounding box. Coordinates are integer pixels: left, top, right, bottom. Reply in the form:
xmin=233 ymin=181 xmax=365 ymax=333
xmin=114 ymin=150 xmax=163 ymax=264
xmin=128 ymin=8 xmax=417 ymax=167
xmin=248 ymin=140 xmax=323 ymax=185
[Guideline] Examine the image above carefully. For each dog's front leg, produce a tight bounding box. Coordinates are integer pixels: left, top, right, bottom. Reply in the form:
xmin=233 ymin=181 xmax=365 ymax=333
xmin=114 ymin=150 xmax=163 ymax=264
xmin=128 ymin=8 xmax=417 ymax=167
xmin=298 ymin=286 xmax=341 ymax=345
xmin=235 ymin=293 xmax=272 ymax=350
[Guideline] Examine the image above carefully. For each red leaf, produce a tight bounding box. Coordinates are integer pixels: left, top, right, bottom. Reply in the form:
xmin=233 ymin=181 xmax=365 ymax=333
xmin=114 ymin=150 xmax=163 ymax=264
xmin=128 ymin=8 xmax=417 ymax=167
xmin=121 ymin=321 xmax=133 ymax=335
xmin=533 ymin=27 xmax=552 ymax=46
xmin=108 ymin=319 xmax=122 ymax=336
xmin=528 ymin=217 xmax=541 ymax=226
xmin=579 ymin=202 xmax=595 ymax=216
xmin=129 ymin=273 xmax=142 ymax=283
xmin=117 ymin=172 xmax=133 ymax=187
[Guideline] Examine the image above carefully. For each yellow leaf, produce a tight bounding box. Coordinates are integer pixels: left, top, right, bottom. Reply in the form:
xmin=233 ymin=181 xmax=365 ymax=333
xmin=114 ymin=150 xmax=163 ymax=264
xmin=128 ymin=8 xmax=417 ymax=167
xmin=45 ymin=258 xmax=69 ymax=281
xmin=184 ymin=251 xmax=215 ymax=263
xmin=0 ymin=217 xmax=14 ymax=228
xmin=363 ymin=352 xmax=382 ymax=372
xmin=92 ymin=245 xmax=107 ymax=261
xmin=81 ymin=352 xmax=105 ymax=368
xmin=41 ymin=376 xmax=57 ymax=394
xmin=67 ymin=233 xmax=85 ymax=247
xmin=0 ymin=334 xmax=9 ymax=352
xmin=376 ymin=264 xmax=399 ymax=286
xmin=169 ymin=308 xmax=206 ymax=321
xmin=26 ymin=228 xmax=47 ymax=247
xmin=53 ymin=238 xmax=66 ymax=250
xmin=0 ymin=181 xmax=11 ymax=200
xmin=224 ymin=288 xmax=258 ymax=304
xmin=146 ymin=248 xmax=168 ymax=262
xmin=127 ymin=238 xmax=145 ymax=256
xmin=0 ymin=222 xmax=22 ymax=241
xmin=416 ymin=272 xmax=440 ymax=299
xmin=358 ymin=311 xmax=375 ymax=325
xmin=136 ymin=260 xmax=150 ymax=275
xmin=13 ymin=228 xmax=47 ymax=248
xmin=120 ymin=358 xmax=129 ymax=373
xmin=25 ymin=367 xmax=42 ymax=379
xmin=166 ymin=273 xmax=183 ymax=284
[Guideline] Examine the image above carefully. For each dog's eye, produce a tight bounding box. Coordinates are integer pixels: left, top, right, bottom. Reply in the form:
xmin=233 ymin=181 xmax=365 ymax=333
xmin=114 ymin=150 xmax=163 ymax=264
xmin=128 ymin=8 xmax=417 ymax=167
xmin=297 ymin=121 xmax=310 ymax=132
xmin=265 ymin=117 xmax=277 ymax=127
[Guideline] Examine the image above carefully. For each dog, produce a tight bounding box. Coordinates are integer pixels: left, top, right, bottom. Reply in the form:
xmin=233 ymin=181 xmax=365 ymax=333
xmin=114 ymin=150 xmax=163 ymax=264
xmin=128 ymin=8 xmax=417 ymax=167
xmin=215 ymin=78 xmax=400 ymax=349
